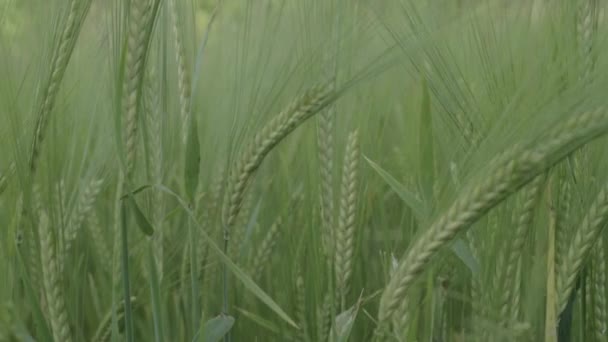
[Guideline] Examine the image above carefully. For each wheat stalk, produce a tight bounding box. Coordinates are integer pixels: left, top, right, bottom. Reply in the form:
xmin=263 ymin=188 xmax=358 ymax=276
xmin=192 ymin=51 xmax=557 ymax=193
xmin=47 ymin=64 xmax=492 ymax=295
xmin=335 ymin=129 xmax=359 ymax=306
xmin=201 ymin=166 xmax=226 ymax=309
xmin=376 ymin=107 xmax=608 ymax=336
xmin=111 ymin=172 xmax=125 ymax=314
xmin=40 ymin=211 xmax=72 ymax=342
xmin=295 ymin=274 xmax=310 ymax=342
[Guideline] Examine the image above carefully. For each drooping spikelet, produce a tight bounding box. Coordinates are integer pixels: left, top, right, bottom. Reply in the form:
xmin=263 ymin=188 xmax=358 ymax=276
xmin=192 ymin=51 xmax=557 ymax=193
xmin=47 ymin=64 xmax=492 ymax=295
xmin=222 ymin=82 xmax=335 ymax=232
xmin=29 ymin=0 xmax=92 ymax=173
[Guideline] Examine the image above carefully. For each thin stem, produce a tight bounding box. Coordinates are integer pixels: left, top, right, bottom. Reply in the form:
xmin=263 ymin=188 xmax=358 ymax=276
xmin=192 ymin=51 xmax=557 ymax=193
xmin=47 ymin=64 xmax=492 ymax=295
xmin=121 ymin=200 xmax=134 ymax=342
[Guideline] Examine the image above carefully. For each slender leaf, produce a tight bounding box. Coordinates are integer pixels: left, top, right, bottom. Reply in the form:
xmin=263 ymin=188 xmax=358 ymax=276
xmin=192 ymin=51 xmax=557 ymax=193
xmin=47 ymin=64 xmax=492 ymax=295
xmin=154 ymin=184 xmax=299 ymax=329
xmin=450 ymin=238 xmax=480 ymax=276
xmin=330 ymin=295 xmax=363 ymax=342
xmin=197 ymin=315 xmax=235 ymax=342
xmin=128 ymin=197 xmax=154 ymax=236
xmin=364 ymin=155 xmax=428 ymax=221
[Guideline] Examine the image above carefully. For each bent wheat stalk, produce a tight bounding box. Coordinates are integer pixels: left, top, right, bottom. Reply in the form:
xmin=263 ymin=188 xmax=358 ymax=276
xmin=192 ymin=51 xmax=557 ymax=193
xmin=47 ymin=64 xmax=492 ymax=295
xmin=29 ymin=0 xmax=92 ymax=173
xmin=376 ymin=107 xmax=608 ymax=337
xmin=222 ymin=81 xmax=335 ymax=230
xmin=220 ymin=81 xmax=335 ymax=319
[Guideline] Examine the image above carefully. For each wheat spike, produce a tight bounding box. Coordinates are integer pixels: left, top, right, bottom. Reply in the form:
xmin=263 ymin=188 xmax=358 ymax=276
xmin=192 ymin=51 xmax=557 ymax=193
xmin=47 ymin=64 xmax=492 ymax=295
xmin=63 ymin=178 xmax=104 ymax=263
xmin=168 ymin=0 xmax=192 ymax=144
xmin=498 ymin=175 xmax=546 ymax=322
xmin=145 ymin=69 xmax=165 ymax=279
xmin=577 ymin=0 xmax=598 ymax=81
xmin=317 ymin=109 xmax=335 ymax=262
xmin=40 ymin=211 xmax=72 ymax=342
xmin=295 ymin=274 xmax=310 ymax=342
xmin=592 ymin=240 xmax=607 ymax=340
xmin=222 ymin=82 xmax=334 ymax=231
xmin=555 ymin=178 xmax=572 ymax=278
xmin=230 ymin=187 xmax=254 ymax=261
xmin=29 ymin=0 xmax=92 ymax=173
xmin=317 ymin=1 xmax=341 ymax=264
xmin=123 ymin=0 xmax=157 ymax=177
xmin=335 ymin=129 xmax=360 ymax=304
xmin=88 ymin=211 xmax=112 ymax=272
xmin=249 ymin=216 xmax=282 ymax=282
xmin=557 ymin=182 xmax=608 ymax=313
xmin=317 ymin=290 xmax=335 ymax=342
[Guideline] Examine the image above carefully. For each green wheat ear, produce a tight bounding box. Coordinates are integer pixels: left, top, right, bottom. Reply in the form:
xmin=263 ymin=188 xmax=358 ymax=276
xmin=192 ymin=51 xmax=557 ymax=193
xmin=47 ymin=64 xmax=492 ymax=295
xmin=40 ymin=211 xmax=72 ymax=342
xmin=30 ymin=0 xmax=92 ymax=174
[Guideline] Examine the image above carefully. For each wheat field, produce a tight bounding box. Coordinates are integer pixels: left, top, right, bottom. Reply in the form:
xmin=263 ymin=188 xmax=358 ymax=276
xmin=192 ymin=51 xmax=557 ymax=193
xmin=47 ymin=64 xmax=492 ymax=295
xmin=2 ymin=0 xmax=608 ymax=341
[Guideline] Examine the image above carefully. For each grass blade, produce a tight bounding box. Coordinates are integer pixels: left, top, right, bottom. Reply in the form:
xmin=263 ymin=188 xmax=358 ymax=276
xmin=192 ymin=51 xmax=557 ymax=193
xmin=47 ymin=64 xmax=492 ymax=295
xmin=364 ymin=155 xmax=428 ymax=221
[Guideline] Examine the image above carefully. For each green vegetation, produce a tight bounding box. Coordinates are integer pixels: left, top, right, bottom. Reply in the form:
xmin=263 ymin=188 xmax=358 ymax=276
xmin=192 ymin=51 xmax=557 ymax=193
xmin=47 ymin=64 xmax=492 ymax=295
xmin=2 ymin=0 xmax=608 ymax=341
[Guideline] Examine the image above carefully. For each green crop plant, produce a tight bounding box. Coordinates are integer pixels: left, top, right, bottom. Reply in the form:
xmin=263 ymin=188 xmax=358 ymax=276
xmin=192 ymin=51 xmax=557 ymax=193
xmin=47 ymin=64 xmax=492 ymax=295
xmin=2 ymin=0 xmax=608 ymax=341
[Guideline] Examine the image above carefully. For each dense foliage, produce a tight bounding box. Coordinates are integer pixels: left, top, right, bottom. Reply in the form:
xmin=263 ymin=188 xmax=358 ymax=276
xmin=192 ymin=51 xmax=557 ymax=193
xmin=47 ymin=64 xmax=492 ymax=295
xmin=2 ymin=1 xmax=608 ymax=341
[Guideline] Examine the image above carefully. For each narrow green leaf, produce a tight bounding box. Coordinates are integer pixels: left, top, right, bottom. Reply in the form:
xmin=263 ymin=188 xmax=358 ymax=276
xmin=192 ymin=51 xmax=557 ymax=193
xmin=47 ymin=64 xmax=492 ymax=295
xmin=120 ymin=184 xmax=153 ymax=200
xmin=235 ymin=308 xmax=280 ymax=334
xmin=450 ymin=238 xmax=480 ymax=276
xmin=419 ymin=76 xmax=435 ymax=205
xmin=185 ymin=115 xmax=201 ymax=202
xmin=128 ymin=197 xmax=154 ymax=236
xmin=154 ymin=184 xmax=299 ymax=329
xmin=330 ymin=295 xmax=363 ymax=342
xmin=363 ymin=155 xmax=428 ymax=221
xmin=198 ymin=315 xmax=235 ymax=342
